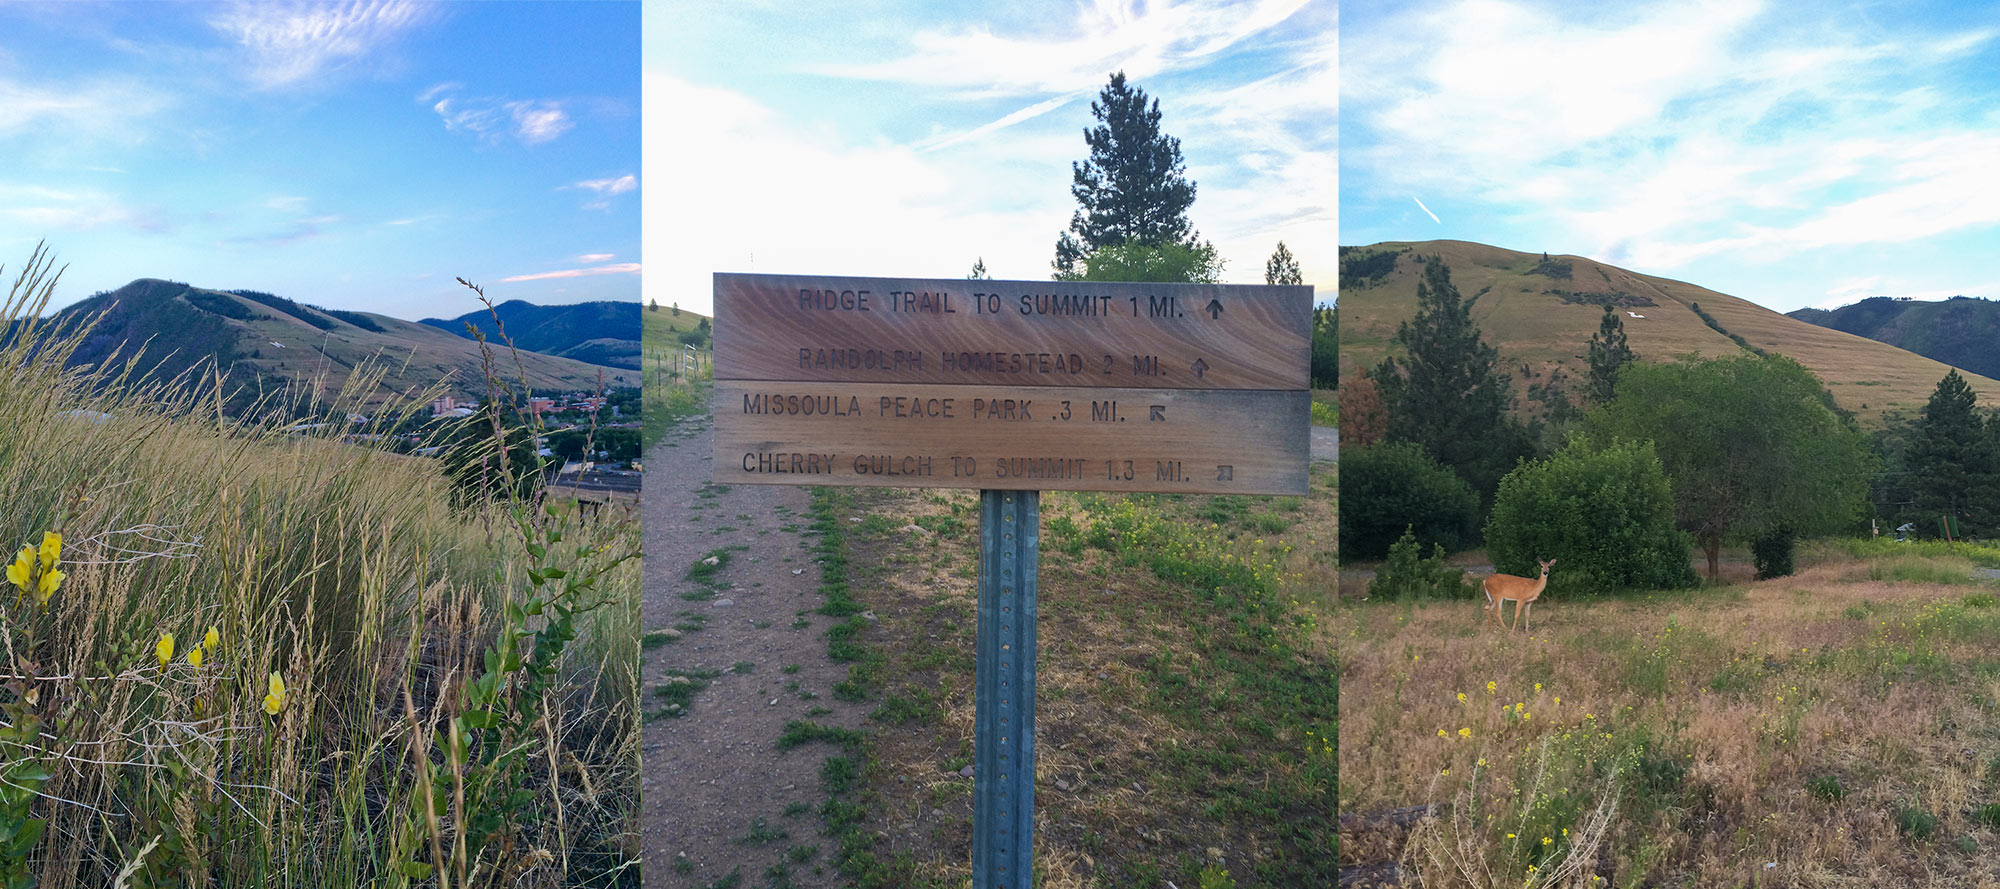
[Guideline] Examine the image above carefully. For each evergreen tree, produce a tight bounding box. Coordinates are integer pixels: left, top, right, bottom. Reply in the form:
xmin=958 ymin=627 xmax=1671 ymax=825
xmin=1908 ymin=370 xmax=2000 ymax=536
xmin=1053 ymin=71 xmax=1200 ymax=277
xmin=1310 ymin=304 xmax=1337 ymax=389
xmin=648 ymin=299 xmax=658 ymax=313
xmin=1586 ymin=304 xmax=1636 ymax=403
xmin=1266 ymin=241 xmax=1302 ymax=285
xmin=1371 ymin=257 xmax=1533 ymax=508
xmin=968 ymin=257 xmax=991 ymax=280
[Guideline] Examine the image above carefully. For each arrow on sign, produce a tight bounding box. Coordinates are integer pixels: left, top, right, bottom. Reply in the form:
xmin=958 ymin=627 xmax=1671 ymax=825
xmin=1191 ymin=358 xmax=1208 ymax=379
xmin=1149 ymin=405 xmax=1165 ymax=421
xmin=1205 ymin=298 xmax=1224 ymax=319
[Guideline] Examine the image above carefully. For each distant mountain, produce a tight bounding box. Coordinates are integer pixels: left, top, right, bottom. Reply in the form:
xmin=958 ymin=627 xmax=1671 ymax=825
xmin=1341 ymin=240 xmax=2000 ymax=426
xmin=1787 ymin=295 xmax=2000 ymax=383
xmin=421 ymin=300 xmax=640 ymax=370
xmin=28 ymin=279 xmax=636 ymax=409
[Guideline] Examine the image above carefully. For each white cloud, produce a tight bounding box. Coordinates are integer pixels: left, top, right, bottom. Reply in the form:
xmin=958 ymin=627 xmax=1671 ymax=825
xmin=425 ymin=87 xmax=575 ymax=146
xmin=1346 ymin=0 xmax=2000 ymax=281
xmin=210 ymin=0 xmax=431 ymax=89
xmin=574 ymin=175 xmax=637 ymax=196
xmin=578 ymin=253 xmax=615 ymax=262
xmin=508 ymin=100 xmax=572 ymax=144
xmin=498 ymin=262 xmax=641 ymax=283
xmin=0 ymin=76 xmax=173 ymax=143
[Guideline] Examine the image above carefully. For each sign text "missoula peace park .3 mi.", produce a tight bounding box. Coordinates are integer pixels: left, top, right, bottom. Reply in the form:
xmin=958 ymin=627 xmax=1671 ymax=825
xmin=711 ymin=273 xmax=1312 ymax=495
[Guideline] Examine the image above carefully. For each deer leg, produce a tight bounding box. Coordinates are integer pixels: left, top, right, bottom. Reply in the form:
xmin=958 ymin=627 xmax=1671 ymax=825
xmin=1523 ymin=602 xmax=1532 ymax=633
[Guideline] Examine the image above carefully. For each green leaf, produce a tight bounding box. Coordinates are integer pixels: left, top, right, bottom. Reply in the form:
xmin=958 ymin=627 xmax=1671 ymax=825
xmin=400 ymin=861 xmax=434 ymax=879
xmin=462 ymin=709 xmax=500 ymax=730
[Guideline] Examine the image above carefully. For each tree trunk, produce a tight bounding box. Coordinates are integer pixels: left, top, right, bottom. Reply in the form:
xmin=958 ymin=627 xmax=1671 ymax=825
xmin=1703 ymin=534 xmax=1721 ymax=581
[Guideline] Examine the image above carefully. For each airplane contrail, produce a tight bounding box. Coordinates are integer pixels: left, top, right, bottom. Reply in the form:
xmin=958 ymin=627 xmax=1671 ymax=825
xmin=1412 ymin=195 xmax=1441 ymax=224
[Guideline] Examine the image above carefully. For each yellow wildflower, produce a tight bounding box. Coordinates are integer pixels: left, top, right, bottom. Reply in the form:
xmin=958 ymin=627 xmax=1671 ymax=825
xmin=5 ymin=546 xmax=31 ymax=594
xmin=156 ymin=633 xmax=175 ymax=666
xmin=1458 ymin=727 xmax=1471 ymax=738
xmin=188 ymin=646 xmax=204 ymax=668
xmin=1457 ymin=692 xmax=1467 ymax=703
xmin=1543 ymin=836 xmax=1553 ymax=845
xmin=34 ymin=566 xmax=61 ymax=607
xmin=1487 ymin=681 xmax=1496 ymax=694
xmin=263 ymin=672 xmax=288 ymax=715
xmin=203 ymin=625 xmax=220 ymax=653
xmin=37 ymin=532 xmax=59 ymax=572
xmin=1437 ymin=728 xmax=1447 ymax=737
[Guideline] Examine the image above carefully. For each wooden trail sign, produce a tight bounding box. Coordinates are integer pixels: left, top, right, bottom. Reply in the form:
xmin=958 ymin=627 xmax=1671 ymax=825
xmin=712 ymin=273 xmax=1313 ymax=495
xmin=707 ymin=271 xmax=1314 ymax=889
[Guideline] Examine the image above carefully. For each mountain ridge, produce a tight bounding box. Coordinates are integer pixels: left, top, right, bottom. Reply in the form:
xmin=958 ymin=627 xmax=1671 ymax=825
xmin=26 ymin=279 xmax=636 ymax=409
xmin=1339 ymin=240 xmax=2000 ymax=426
xmin=421 ymin=299 xmax=641 ymax=370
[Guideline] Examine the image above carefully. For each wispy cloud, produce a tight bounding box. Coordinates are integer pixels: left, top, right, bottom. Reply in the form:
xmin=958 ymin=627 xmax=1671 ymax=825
xmin=1346 ymin=1 xmax=2000 ymax=274
xmin=498 ymin=262 xmax=641 ymax=283
xmin=209 ymin=0 xmax=432 ymax=89
xmin=0 ymin=184 xmax=169 ymax=233
xmin=0 ymin=75 xmax=173 ymax=143
xmin=570 ymin=174 xmax=636 ymax=210
xmin=578 ymin=253 xmax=615 ymax=262
xmin=425 ymin=85 xmax=574 ymax=145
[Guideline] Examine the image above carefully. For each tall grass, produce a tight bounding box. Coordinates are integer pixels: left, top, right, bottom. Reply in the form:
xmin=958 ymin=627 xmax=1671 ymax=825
xmin=0 ymin=248 xmax=637 ymax=887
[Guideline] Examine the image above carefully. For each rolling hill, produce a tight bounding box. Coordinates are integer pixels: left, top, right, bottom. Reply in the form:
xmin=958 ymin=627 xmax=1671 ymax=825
xmin=1788 ymin=295 xmax=2000 ymax=383
xmin=422 ymin=300 xmax=641 ymax=370
xmin=36 ymin=279 xmax=637 ymax=409
xmin=1339 ymin=240 xmax=2000 ymax=427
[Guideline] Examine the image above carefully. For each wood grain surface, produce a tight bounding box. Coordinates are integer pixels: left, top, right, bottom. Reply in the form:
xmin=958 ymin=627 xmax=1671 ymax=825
xmin=713 ymin=272 xmax=1311 ymax=390
xmin=711 ymin=381 xmax=1310 ymax=494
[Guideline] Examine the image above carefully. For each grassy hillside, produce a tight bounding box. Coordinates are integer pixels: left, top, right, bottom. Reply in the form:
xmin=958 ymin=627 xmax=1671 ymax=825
xmin=0 ymin=256 xmax=638 ymax=884
xmin=1790 ymin=295 xmax=2000 ymax=383
xmin=46 ymin=279 xmax=636 ymax=408
xmin=422 ymin=299 xmax=642 ymax=370
xmin=1339 ymin=240 xmax=2000 ymax=427
xmin=641 ymin=305 xmax=711 ymax=447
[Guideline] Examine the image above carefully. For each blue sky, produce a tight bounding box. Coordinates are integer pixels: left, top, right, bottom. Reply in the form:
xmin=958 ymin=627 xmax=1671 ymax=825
xmin=1341 ymin=0 xmax=2000 ymax=313
xmin=647 ymin=0 xmax=1336 ymax=316
xmin=0 ymin=1 xmax=639 ymax=318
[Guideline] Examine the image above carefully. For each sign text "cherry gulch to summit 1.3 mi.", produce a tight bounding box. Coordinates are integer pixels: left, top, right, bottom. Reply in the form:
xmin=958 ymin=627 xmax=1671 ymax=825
xmin=711 ymin=273 xmax=1313 ymax=495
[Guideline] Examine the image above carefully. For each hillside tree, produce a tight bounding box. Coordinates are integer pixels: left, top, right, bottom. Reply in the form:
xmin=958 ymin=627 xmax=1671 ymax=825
xmin=1370 ymin=257 xmax=1534 ymax=508
xmin=1587 ymin=354 xmax=1874 ymax=579
xmin=1586 ymin=304 xmax=1636 ymax=403
xmin=1053 ymin=71 xmax=1201 ymax=278
xmin=1907 ymin=370 xmax=2000 ymax=537
xmin=1266 ymin=241 xmax=1302 ymax=285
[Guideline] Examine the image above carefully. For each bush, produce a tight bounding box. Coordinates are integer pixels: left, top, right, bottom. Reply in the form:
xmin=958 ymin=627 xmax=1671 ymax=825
xmin=1751 ymin=525 xmax=1796 ymax=579
xmin=1369 ymin=527 xmax=1474 ymax=601
xmin=1484 ymin=437 xmax=1696 ymax=596
xmin=1339 ymin=442 xmax=1479 ymax=563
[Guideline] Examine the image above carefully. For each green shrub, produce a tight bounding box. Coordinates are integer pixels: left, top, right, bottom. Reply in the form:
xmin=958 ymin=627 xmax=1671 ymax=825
xmin=1339 ymin=442 xmax=1479 ymax=563
xmin=1484 ymin=437 xmax=1696 ymax=596
xmin=1895 ymin=803 xmax=1938 ymax=840
xmin=1752 ymin=525 xmax=1797 ymax=579
xmin=1368 ymin=527 xmax=1473 ymax=601
xmin=1806 ymin=775 xmax=1845 ymax=801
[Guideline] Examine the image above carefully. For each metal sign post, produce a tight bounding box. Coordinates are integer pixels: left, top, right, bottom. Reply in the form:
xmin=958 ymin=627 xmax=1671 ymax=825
xmin=973 ymin=490 xmax=1038 ymax=885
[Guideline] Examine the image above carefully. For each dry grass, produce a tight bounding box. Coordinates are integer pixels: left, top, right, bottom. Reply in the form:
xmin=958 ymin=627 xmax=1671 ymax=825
xmin=1339 ymin=542 xmax=2000 ymax=887
xmin=0 ymin=250 xmax=637 ymax=886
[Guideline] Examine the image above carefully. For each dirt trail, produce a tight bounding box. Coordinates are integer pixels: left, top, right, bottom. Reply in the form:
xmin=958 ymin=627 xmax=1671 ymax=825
xmin=640 ymin=414 xmax=866 ymax=886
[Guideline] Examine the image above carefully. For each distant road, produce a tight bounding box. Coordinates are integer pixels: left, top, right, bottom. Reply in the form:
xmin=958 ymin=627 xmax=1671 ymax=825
xmin=1311 ymin=426 xmax=1338 ymax=463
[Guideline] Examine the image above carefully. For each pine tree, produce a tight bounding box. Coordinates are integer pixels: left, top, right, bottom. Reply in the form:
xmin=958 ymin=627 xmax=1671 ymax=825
xmin=1908 ymin=370 xmax=2000 ymax=536
xmin=1266 ymin=241 xmax=1302 ymax=285
xmin=968 ymin=257 xmax=990 ymax=280
xmin=1586 ymin=304 xmax=1636 ymax=403
xmin=1371 ymin=258 xmax=1533 ymax=507
xmin=1053 ymin=71 xmax=1199 ymax=277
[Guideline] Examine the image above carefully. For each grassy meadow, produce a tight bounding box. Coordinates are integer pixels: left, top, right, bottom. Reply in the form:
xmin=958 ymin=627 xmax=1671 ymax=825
xmin=0 ymin=256 xmax=638 ymax=886
xmin=641 ymin=304 xmax=710 ymax=448
xmin=767 ymin=464 xmax=1337 ymax=888
xmin=1339 ymin=540 xmax=2000 ymax=887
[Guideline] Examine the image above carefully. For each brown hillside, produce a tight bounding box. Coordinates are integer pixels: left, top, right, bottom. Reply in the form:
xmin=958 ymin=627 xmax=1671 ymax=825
xmin=1338 ymin=240 xmax=2000 ymax=427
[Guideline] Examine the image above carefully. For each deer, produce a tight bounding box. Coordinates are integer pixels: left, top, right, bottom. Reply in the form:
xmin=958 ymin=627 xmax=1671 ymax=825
xmin=1483 ymin=558 xmax=1555 ymax=632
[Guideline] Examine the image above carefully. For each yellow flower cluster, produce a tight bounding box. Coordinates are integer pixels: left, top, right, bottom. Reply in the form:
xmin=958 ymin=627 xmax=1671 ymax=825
xmin=5 ymin=531 xmax=64 ymax=608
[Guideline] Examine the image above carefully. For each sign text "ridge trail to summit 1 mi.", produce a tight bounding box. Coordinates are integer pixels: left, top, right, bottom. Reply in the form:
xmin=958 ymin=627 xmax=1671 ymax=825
xmin=711 ymin=273 xmax=1313 ymax=495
